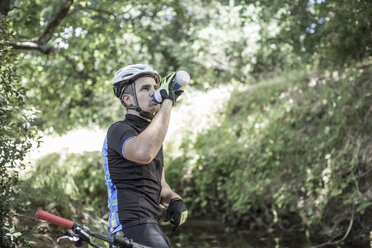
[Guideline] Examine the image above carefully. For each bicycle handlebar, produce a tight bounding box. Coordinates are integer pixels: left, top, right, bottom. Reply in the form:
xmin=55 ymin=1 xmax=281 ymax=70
xmin=35 ymin=209 xmax=151 ymax=248
xmin=36 ymin=209 xmax=74 ymax=229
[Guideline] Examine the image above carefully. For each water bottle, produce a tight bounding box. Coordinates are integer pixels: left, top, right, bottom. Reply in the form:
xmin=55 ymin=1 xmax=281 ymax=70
xmin=153 ymin=70 xmax=190 ymax=104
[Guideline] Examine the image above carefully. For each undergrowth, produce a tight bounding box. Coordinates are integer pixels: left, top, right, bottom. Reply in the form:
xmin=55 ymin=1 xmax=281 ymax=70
xmin=165 ymin=65 xmax=372 ymax=244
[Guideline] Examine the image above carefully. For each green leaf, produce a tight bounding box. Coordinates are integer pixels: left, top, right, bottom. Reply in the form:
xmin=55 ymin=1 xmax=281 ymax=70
xmin=358 ymin=202 xmax=372 ymax=215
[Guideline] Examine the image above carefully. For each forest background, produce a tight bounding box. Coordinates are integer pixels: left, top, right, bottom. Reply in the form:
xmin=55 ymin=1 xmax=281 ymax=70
xmin=1 ymin=0 xmax=371 ymax=247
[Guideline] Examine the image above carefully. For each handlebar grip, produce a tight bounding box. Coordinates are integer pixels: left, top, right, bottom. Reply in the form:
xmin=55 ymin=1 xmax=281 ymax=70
xmin=35 ymin=209 xmax=74 ymax=229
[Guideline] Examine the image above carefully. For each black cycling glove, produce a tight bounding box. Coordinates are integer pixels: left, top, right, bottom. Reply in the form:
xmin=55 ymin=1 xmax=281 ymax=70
xmin=158 ymin=72 xmax=176 ymax=103
xmin=164 ymin=198 xmax=188 ymax=232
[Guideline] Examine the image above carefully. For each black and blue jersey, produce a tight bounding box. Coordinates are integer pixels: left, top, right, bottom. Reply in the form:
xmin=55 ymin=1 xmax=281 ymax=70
xmin=102 ymin=114 xmax=164 ymax=234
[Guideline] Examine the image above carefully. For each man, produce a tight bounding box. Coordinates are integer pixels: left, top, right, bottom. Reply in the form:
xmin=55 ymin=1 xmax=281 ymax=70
xmin=102 ymin=64 xmax=188 ymax=248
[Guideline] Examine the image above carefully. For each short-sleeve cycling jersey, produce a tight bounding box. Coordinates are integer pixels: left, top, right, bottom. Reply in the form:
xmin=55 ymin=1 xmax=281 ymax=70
xmin=102 ymin=114 xmax=163 ymax=234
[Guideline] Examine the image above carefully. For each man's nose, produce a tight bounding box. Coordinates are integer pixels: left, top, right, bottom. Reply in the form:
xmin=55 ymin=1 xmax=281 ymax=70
xmin=149 ymin=87 xmax=156 ymax=95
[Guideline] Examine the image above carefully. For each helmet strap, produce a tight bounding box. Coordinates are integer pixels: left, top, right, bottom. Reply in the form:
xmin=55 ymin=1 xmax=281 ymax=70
xmin=126 ymin=83 xmax=155 ymax=120
xmin=139 ymin=110 xmax=155 ymax=120
xmin=131 ymin=83 xmax=141 ymax=112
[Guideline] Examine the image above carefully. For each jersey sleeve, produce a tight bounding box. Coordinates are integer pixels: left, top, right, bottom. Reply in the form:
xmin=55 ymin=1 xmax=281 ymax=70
xmin=107 ymin=123 xmax=136 ymax=159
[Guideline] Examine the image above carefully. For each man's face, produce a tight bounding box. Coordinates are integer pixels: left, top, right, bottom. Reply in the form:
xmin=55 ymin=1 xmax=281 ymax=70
xmin=134 ymin=76 xmax=160 ymax=113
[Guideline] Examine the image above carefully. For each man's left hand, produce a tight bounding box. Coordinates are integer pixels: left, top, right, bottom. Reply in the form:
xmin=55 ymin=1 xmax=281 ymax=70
xmin=164 ymin=198 xmax=188 ymax=232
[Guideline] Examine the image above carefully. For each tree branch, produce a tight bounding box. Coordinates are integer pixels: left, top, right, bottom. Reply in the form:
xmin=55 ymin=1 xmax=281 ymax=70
xmin=69 ymin=5 xmax=116 ymax=17
xmin=0 ymin=0 xmax=11 ymax=17
xmin=8 ymin=0 xmax=73 ymax=54
xmin=37 ymin=0 xmax=73 ymax=44
xmin=7 ymin=41 xmax=53 ymax=54
xmin=310 ymin=205 xmax=355 ymax=248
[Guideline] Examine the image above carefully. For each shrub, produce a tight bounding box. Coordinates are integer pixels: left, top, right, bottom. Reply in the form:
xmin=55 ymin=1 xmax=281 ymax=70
xmin=20 ymin=151 xmax=107 ymax=228
xmin=0 ymin=19 xmax=39 ymax=247
xmin=166 ymin=65 xmax=372 ymax=242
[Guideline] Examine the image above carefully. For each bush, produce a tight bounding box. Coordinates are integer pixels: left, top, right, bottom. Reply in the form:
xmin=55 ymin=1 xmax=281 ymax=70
xmin=0 ymin=19 xmax=39 ymax=247
xmin=20 ymin=151 xmax=107 ymax=229
xmin=166 ymin=65 xmax=372 ymax=242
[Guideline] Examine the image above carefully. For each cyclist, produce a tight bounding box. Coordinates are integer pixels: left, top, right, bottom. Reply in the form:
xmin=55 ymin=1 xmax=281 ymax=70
xmin=102 ymin=64 xmax=188 ymax=248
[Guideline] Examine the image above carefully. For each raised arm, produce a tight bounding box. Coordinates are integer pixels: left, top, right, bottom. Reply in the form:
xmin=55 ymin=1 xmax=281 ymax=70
xmin=123 ymin=100 xmax=172 ymax=164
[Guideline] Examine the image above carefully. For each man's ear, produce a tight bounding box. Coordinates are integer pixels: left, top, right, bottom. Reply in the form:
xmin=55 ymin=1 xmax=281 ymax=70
xmin=122 ymin=94 xmax=134 ymax=106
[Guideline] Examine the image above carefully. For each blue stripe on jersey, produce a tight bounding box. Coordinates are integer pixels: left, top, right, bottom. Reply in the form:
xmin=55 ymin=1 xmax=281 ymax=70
xmin=122 ymin=136 xmax=135 ymax=159
xmin=102 ymin=135 xmax=122 ymax=235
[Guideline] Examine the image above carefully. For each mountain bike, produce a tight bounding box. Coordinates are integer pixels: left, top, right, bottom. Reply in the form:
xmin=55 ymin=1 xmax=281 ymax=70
xmin=35 ymin=209 xmax=151 ymax=248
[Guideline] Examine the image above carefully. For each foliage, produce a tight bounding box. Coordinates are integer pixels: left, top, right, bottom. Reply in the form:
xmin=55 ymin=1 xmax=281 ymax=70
xmin=3 ymin=0 xmax=371 ymax=134
xmin=0 ymin=19 xmax=39 ymax=248
xmin=1 ymin=0 xmax=371 ymax=246
xmin=3 ymin=0 xmax=261 ymax=133
xmin=253 ymin=0 xmax=372 ymax=70
xmin=4 ymin=0 xmax=203 ymax=133
xmin=165 ymin=64 xmax=372 ymax=242
xmin=18 ymin=151 xmax=110 ymax=247
xmin=20 ymin=151 xmax=106 ymax=221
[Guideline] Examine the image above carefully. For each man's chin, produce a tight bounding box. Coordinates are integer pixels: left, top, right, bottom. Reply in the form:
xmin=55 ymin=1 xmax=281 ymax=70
xmin=153 ymin=105 xmax=161 ymax=112
xmin=147 ymin=104 xmax=160 ymax=113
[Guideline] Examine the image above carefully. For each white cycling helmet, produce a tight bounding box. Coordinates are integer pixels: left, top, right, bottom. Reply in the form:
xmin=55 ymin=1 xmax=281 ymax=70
xmin=112 ymin=64 xmax=160 ymax=98
xmin=112 ymin=64 xmax=160 ymax=120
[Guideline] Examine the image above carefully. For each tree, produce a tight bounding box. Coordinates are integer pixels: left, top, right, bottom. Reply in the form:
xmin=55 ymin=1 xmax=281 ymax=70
xmin=1 ymin=1 xmax=193 ymax=133
xmin=0 ymin=18 xmax=39 ymax=248
xmin=3 ymin=1 xmax=371 ymax=133
xmin=251 ymin=0 xmax=372 ymax=70
xmin=2 ymin=0 xmax=73 ymax=54
xmin=3 ymin=0 xmax=259 ymax=133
